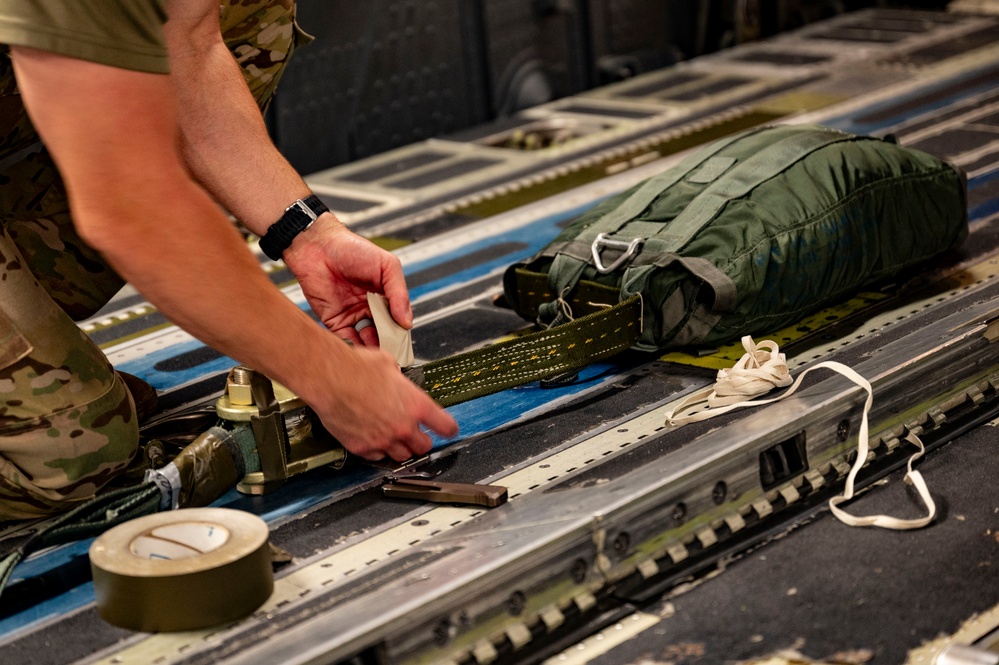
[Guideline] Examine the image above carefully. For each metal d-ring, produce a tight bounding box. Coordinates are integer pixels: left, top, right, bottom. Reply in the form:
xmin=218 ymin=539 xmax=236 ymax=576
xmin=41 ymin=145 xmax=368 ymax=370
xmin=591 ymin=233 xmax=644 ymax=274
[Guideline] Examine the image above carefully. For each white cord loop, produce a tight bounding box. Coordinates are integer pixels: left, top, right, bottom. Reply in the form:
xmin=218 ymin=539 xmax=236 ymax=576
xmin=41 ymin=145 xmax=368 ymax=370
xmin=666 ymin=336 xmax=792 ymax=424
xmin=666 ymin=336 xmax=935 ymax=530
xmin=555 ymin=285 xmax=575 ymax=322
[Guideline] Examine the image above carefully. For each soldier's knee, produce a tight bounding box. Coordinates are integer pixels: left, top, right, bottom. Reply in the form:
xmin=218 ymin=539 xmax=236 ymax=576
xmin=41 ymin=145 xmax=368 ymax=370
xmin=0 ymin=373 xmax=140 ymax=520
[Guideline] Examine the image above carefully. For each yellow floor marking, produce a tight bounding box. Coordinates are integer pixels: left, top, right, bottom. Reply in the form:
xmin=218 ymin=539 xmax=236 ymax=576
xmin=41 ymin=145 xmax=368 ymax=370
xmin=660 ymin=292 xmax=888 ymax=371
xmin=369 ymin=236 xmax=414 ymax=252
xmin=755 ymin=90 xmax=849 ymax=115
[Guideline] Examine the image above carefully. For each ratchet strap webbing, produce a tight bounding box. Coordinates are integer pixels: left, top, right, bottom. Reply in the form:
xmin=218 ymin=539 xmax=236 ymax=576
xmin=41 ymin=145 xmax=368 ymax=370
xmin=408 ymin=295 xmax=642 ymax=407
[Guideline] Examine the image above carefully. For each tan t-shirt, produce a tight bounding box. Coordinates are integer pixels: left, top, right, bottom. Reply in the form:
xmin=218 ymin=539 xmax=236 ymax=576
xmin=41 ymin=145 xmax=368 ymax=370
xmin=0 ymin=0 xmax=169 ymax=73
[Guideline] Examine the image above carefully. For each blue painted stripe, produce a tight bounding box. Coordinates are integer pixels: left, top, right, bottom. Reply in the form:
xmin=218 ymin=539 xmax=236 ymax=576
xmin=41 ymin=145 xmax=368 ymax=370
xmin=0 ymin=582 xmax=96 ymax=637
xmin=117 ymin=338 xmax=239 ymax=391
xmin=824 ymin=63 xmax=999 ymax=135
xmin=407 ymin=203 xmax=596 ymax=300
xmin=970 ymin=197 xmax=999 ymax=222
xmin=967 ymin=170 xmax=999 ymax=221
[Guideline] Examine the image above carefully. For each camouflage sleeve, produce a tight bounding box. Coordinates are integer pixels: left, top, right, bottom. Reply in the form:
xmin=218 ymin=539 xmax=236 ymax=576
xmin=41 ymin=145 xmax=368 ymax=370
xmin=220 ymin=0 xmax=313 ymax=113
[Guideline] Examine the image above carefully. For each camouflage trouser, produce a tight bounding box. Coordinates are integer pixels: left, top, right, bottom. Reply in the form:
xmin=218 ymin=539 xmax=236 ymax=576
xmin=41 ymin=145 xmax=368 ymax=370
xmin=0 ymin=0 xmax=307 ymax=520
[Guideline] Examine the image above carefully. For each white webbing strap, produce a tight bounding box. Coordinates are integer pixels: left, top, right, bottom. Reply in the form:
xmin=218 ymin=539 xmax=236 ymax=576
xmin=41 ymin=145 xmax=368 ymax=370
xmin=829 ymin=431 xmax=935 ymax=530
xmin=666 ymin=336 xmax=936 ymax=530
xmin=666 ymin=337 xmax=793 ymax=421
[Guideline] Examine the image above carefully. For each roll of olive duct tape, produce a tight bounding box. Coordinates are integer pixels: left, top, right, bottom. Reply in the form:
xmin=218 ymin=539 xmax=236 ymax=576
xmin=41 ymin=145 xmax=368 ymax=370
xmin=89 ymin=507 xmax=273 ymax=632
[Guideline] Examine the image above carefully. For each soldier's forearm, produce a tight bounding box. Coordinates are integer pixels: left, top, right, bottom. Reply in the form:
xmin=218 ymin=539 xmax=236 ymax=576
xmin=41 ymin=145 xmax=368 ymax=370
xmin=11 ymin=43 xmax=354 ymax=411
xmin=163 ymin=0 xmax=315 ymax=236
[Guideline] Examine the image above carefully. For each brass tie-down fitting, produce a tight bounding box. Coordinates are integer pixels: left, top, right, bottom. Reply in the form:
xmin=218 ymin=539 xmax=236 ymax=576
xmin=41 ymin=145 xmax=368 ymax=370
xmin=216 ymin=366 xmax=508 ymax=508
xmin=216 ymin=366 xmax=345 ymax=495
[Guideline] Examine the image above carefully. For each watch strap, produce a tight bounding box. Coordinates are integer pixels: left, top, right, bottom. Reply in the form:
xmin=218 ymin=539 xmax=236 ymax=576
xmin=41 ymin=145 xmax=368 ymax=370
xmin=259 ymin=194 xmax=329 ymax=260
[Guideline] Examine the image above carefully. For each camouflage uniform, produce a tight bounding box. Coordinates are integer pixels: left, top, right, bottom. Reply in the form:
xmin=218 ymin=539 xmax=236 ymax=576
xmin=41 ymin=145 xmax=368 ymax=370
xmin=0 ymin=0 xmax=307 ymax=520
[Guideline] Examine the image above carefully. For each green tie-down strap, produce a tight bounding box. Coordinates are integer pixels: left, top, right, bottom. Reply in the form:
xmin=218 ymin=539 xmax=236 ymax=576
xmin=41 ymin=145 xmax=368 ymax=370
xmin=408 ymin=295 xmax=643 ymax=407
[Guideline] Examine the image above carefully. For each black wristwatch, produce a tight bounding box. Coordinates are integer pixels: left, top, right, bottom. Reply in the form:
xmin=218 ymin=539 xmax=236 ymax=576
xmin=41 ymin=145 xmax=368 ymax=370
xmin=258 ymin=194 xmax=330 ymax=260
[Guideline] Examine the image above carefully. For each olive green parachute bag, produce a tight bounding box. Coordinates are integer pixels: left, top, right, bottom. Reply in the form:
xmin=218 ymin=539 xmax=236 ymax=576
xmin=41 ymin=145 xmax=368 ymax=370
xmin=502 ymin=124 xmax=968 ymax=353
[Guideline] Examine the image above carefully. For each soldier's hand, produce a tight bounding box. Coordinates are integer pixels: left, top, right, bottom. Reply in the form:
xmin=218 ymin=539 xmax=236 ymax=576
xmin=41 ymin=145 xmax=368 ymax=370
xmin=310 ymin=345 xmax=458 ymax=462
xmin=282 ymin=215 xmax=411 ymax=347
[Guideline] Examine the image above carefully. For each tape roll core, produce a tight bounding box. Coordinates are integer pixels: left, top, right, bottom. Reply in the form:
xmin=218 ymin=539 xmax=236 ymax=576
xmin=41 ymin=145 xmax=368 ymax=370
xmin=89 ymin=508 xmax=273 ymax=632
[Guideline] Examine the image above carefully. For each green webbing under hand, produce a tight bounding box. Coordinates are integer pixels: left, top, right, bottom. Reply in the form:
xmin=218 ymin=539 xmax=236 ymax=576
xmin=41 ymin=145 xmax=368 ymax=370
xmin=411 ymin=295 xmax=643 ymax=407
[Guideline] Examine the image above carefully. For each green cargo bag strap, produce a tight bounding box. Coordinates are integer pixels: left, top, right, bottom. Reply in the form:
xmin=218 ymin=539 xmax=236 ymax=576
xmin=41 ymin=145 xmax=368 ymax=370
xmin=570 ymin=125 xmax=772 ymax=240
xmin=538 ymin=126 xmax=772 ymax=273
xmin=541 ymin=123 xmax=806 ymax=269
xmin=538 ymin=252 xmax=590 ymax=326
xmin=536 ymin=125 xmax=778 ymax=327
xmin=634 ymin=125 xmax=860 ymax=255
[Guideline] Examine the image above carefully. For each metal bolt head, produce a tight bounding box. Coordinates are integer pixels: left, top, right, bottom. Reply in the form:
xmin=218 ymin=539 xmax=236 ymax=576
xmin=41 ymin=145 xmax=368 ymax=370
xmin=570 ymin=559 xmax=588 ymax=584
xmin=672 ymin=503 xmax=687 ymax=526
xmin=837 ymin=419 xmax=851 ymax=442
xmin=613 ymin=532 xmax=631 ymax=557
xmin=433 ymin=618 xmax=453 ymax=647
xmin=712 ymin=481 xmax=727 ymax=505
xmin=506 ymin=591 xmax=526 ymax=616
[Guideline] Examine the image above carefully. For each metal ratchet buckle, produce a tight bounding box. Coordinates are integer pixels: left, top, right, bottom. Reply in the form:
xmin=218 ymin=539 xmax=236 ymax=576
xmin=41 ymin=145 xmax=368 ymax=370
xmin=591 ymin=233 xmax=644 ymax=274
xmin=216 ymin=366 xmax=345 ymax=495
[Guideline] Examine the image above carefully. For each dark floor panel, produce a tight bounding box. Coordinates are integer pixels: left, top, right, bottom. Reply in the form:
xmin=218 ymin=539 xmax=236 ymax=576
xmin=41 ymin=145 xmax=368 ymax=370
xmin=811 ymin=27 xmax=913 ymax=43
xmin=662 ymin=76 xmax=755 ymax=102
xmin=969 ymin=177 xmax=999 ymax=211
xmin=339 ymin=150 xmax=452 ymax=184
xmin=556 ymin=103 xmax=661 ymax=119
xmin=413 ymin=307 xmax=530 ymax=360
xmin=315 ymin=193 xmax=381 ymax=214
xmin=406 ymin=242 xmax=528 ymax=289
xmin=887 ymin=23 xmax=999 ymax=67
xmin=0 ymin=605 xmax=132 ymax=665
xmin=893 ymin=90 xmax=999 ymax=139
xmin=731 ymin=51 xmax=830 ymax=66
xmin=965 ymin=150 xmax=999 ymax=175
xmin=856 ymin=66 xmax=999 ymax=126
xmin=909 ymin=127 xmax=999 ymax=159
xmin=411 ymin=280 xmax=503 ymax=319
xmin=594 ymin=428 xmax=999 ymax=665
xmin=616 ymin=71 xmax=706 ymax=98
xmin=386 ymin=157 xmax=503 ymax=190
